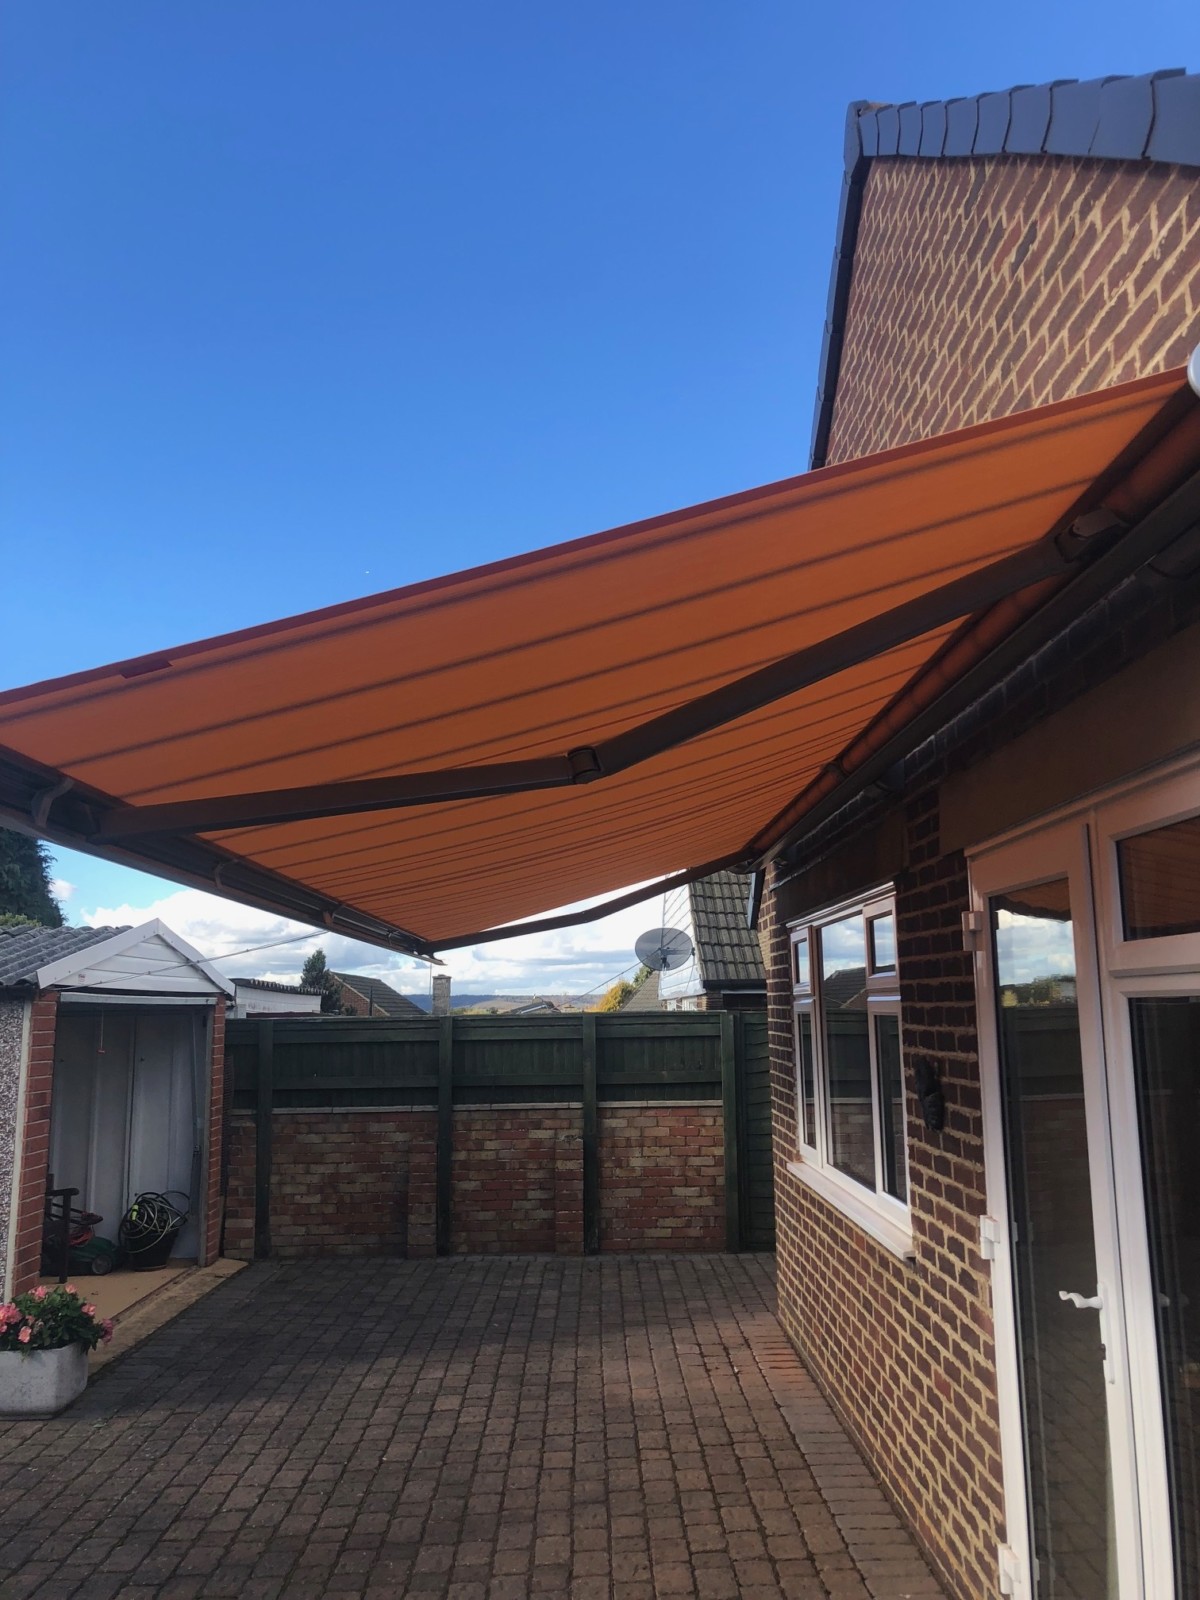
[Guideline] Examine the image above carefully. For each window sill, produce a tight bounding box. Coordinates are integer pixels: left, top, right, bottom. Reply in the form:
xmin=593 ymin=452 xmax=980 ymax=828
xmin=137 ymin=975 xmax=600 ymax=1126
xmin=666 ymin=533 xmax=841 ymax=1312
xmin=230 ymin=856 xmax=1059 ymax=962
xmin=786 ymin=1160 xmax=916 ymax=1262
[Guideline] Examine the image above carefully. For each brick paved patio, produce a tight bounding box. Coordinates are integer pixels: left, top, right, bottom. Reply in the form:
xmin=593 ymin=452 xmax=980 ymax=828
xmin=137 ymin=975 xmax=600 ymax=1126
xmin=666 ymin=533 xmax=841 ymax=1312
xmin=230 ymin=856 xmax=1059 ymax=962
xmin=0 ymin=1257 xmax=947 ymax=1600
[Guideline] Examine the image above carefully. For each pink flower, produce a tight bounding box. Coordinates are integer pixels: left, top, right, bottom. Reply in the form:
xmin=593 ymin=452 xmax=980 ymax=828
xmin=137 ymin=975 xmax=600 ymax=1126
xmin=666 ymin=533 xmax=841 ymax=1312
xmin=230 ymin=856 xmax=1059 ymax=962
xmin=0 ymin=1304 xmax=16 ymax=1326
xmin=100 ymin=1320 xmax=114 ymax=1343
xmin=17 ymin=1326 xmax=30 ymax=1344
xmin=31 ymin=1286 xmax=47 ymax=1302
xmin=65 ymin=1285 xmax=76 ymax=1295
xmin=82 ymin=1304 xmax=96 ymax=1317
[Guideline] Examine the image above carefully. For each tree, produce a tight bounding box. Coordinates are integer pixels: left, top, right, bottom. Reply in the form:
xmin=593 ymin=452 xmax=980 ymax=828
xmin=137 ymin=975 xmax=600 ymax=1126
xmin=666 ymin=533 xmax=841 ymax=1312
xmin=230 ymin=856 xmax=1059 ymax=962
xmin=0 ymin=828 xmax=63 ymax=927
xmin=595 ymin=978 xmax=635 ymax=1013
xmin=300 ymin=947 xmax=346 ymax=1014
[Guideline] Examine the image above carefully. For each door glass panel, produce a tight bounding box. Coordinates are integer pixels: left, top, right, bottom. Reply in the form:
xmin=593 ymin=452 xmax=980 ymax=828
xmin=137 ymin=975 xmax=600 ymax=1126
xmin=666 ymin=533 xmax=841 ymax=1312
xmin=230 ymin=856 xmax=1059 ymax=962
xmin=796 ymin=1007 xmax=816 ymax=1149
xmin=820 ymin=915 xmax=873 ymax=1188
xmin=1128 ymin=996 xmax=1200 ymax=1598
xmin=874 ymin=1013 xmax=906 ymax=1202
xmin=992 ymin=880 xmax=1115 ymax=1600
xmin=1118 ymin=813 xmax=1200 ymax=939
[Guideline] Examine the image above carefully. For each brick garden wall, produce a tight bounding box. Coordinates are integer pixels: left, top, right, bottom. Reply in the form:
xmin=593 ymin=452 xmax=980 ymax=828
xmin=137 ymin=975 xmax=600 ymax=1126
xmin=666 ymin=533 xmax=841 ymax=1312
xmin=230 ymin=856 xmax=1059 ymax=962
xmin=766 ymin=150 xmax=1200 ymax=1600
xmin=599 ymin=1104 xmax=724 ymax=1252
xmin=224 ymin=1102 xmax=723 ymax=1260
xmin=224 ymin=1110 xmax=437 ymax=1259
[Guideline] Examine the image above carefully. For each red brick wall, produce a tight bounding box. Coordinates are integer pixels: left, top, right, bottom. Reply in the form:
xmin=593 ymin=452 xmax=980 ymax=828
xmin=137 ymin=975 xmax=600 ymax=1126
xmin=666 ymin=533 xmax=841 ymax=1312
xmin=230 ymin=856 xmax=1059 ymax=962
xmin=224 ymin=1110 xmax=437 ymax=1259
xmin=11 ymin=992 xmax=58 ymax=1297
xmin=599 ymin=1103 xmax=724 ymax=1251
xmin=223 ymin=1102 xmax=725 ymax=1259
xmin=451 ymin=1106 xmax=579 ymax=1253
xmin=827 ymin=154 xmax=1200 ymax=463
xmin=765 ymin=148 xmax=1200 ymax=1600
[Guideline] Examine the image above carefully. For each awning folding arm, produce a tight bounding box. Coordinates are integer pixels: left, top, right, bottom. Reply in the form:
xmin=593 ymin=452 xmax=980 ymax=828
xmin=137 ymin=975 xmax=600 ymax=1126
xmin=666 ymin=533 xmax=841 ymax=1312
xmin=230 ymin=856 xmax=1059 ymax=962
xmin=91 ymin=530 xmax=1091 ymax=843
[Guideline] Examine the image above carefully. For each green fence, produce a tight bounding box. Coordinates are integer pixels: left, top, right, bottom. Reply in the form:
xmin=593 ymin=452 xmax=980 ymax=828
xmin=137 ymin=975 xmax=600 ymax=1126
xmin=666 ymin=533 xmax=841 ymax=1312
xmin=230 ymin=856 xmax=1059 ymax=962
xmin=225 ymin=1010 xmax=774 ymax=1255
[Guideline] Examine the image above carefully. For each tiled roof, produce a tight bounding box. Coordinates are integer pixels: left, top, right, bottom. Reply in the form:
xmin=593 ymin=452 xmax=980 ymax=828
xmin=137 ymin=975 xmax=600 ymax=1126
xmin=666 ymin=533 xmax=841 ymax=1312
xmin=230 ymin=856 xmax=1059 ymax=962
xmin=690 ymin=872 xmax=765 ymax=989
xmin=331 ymin=972 xmax=424 ymax=1016
xmin=811 ymin=70 xmax=1200 ymax=468
xmin=619 ymin=969 xmax=662 ymax=1012
xmin=0 ymin=924 xmax=127 ymax=990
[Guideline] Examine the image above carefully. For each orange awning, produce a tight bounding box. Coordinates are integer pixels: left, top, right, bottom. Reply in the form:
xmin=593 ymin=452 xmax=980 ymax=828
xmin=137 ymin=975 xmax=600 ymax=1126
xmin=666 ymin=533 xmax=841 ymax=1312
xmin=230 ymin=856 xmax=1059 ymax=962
xmin=2 ymin=367 xmax=1198 ymax=955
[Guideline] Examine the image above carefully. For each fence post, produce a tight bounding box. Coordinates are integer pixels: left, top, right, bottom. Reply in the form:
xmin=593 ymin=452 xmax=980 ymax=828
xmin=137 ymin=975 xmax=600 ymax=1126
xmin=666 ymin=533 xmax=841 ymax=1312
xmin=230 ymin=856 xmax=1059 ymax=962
xmin=581 ymin=1012 xmax=600 ymax=1255
xmin=436 ymin=1015 xmax=454 ymax=1255
xmin=254 ymin=1018 xmax=274 ymax=1259
xmin=720 ymin=1010 xmax=740 ymax=1252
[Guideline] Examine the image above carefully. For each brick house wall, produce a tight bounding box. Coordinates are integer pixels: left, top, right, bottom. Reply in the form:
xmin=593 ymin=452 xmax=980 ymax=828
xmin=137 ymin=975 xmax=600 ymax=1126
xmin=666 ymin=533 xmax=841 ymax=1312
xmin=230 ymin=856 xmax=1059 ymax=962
xmin=202 ymin=998 xmax=226 ymax=1267
xmin=827 ymin=154 xmax=1199 ymax=465
xmin=767 ymin=149 xmax=1200 ymax=1600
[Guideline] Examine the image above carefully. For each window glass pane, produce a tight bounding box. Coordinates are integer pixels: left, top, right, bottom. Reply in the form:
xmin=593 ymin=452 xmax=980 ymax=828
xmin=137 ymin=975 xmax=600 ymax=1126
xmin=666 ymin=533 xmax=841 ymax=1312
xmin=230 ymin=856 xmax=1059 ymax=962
xmin=821 ymin=916 xmax=873 ymax=1188
xmin=1128 ymin=995 xmax=1200 ymax=1598
xmin=992 ymin=880 xmax=1115 ymax=1599
xmin=796 ymin=1008 xmax=816 ymax=1149
xmin=869 ymin=913 xmax=896 ymax=974
xmin=875 ymin=1013 xmax=906 ymax=1202
xmin=793 ymin=936 xmax=809 ymax=989
xmin=1119 ymin=814 xmax=1200 ymax=939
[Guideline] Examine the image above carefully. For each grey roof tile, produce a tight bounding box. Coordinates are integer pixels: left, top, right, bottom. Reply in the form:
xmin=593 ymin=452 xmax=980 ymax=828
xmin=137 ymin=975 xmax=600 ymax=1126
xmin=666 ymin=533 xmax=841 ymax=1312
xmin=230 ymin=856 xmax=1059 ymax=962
xmin=0 ymin=925 xmax=127 ymax=990
xmin=689 ymin=872 xmax=766 ymax=989
xmin=619 ymin=969 xmax=662 ymax=1012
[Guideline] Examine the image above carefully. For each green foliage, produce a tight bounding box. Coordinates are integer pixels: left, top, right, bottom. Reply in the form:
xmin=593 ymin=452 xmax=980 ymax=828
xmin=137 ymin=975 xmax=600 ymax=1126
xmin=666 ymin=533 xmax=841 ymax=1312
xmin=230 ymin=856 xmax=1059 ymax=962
xmin=0 ymin=829 xmax=63 ymax=928
xmin=300 ymin=946 xmax=348 ymax=1014
xmin=0 ymin=1284 xmax=113 ymax=1352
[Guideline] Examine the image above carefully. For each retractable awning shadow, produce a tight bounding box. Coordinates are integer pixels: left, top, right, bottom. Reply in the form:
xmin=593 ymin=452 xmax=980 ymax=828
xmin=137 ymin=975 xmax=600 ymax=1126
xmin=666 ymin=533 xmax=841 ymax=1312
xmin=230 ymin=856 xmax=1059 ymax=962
xmin=2 ymin=367 xmax=1199 ymax=956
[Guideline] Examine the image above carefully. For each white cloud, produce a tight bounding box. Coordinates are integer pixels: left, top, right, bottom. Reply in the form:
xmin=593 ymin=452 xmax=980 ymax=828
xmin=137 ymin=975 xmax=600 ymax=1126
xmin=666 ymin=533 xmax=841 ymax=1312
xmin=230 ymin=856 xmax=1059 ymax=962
xmin=78 ymin=880 xmax=676 ymax=1000
xmin=51 ymin=878 xmax=76 ymax=902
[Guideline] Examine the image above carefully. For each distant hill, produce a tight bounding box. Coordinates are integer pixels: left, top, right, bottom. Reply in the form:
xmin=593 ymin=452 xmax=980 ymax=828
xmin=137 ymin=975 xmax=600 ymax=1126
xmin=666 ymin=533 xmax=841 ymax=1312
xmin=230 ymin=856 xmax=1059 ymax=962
xmin=402 ymin=992 xmax=591 ymax=1013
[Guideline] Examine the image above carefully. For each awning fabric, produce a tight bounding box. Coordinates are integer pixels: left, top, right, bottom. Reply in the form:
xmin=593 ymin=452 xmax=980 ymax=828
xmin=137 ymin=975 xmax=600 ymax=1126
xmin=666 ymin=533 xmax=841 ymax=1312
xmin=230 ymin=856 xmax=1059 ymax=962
xmin=1 ymin=368 xmax=1196 ymax=953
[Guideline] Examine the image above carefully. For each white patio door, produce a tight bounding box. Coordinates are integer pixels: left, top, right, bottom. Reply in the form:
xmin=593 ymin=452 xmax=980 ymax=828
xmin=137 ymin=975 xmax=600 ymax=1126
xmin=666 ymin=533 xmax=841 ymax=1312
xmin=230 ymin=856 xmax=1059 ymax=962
xmin=974 ymin=764 xmax=1200 ymax=1600
xmin=973 ymin=823 xmax=1142 ymax=1600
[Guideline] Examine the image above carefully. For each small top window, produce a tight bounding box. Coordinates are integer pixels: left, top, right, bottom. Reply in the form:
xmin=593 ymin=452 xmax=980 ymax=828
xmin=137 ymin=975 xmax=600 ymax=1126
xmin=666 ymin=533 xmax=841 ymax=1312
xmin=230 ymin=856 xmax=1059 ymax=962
xmin=1118 ymin=813 xmax=1200 ymax=941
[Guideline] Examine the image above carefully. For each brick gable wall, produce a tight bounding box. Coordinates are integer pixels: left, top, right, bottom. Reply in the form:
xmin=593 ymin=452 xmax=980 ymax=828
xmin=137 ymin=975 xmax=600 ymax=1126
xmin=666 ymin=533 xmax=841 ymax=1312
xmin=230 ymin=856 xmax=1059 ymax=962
xmin=768 ymin=150 xmax=1200 ymax=1600
xmin=827 ymin=155 xmax=1199 ymax=464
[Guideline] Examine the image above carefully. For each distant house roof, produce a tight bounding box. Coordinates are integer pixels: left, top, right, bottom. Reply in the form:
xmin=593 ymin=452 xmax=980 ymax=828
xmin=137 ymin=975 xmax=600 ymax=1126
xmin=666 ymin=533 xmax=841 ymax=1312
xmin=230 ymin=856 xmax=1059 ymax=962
xmin=619 ymin=969 xmax=662 ymax=1012
xmin=0 ymin=924 xmax=126 ymax=990
xmin=690 ymin=872 xmax=765 ymax=989
xmin=812 ymin=70 xmax=1200 ymax=468
xmin=331 ymin=972 xmax=424 ymax=1017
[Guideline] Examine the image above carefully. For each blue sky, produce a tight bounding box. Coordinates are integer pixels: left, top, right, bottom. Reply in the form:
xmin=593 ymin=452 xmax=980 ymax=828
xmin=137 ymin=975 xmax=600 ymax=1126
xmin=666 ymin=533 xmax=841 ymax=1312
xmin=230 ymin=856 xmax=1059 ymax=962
xmin=2 ymin=2 xmax=1196 ymax=991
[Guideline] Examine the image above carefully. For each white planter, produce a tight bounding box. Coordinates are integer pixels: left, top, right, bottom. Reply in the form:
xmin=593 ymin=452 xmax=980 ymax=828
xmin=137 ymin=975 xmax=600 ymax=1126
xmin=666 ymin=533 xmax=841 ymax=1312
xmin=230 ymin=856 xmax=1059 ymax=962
xmin=0 ymin=1342 xmax=90 ymax=1418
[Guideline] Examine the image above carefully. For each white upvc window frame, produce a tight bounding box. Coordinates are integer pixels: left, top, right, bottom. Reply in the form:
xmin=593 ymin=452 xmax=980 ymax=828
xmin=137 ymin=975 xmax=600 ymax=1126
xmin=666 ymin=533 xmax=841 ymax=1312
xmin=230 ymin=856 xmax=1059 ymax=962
xmin=787 ymin=889 xmax=913 ymax=1259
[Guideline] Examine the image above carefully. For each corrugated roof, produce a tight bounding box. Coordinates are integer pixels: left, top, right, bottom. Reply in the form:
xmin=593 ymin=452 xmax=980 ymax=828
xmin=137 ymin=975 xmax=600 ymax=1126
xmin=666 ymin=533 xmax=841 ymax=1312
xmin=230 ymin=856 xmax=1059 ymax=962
xmin=811 ymin=71 xmax=1200 ymax=469
xmin=0 ymin=924 xmax=128 ymax=990
xmin=690 ymin=871 xmax=765 ymax=989
xmin=235 ymin=976 xmax=320 ymax=995
xmin=2 ymin=369 xmax=1194 ymax=954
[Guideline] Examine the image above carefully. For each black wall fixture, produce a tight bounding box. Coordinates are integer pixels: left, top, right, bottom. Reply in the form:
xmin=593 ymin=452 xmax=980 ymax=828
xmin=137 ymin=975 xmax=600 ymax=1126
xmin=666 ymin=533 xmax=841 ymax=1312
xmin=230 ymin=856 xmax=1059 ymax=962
xmin=913 ymin=1059 xmax=946 ymax=1132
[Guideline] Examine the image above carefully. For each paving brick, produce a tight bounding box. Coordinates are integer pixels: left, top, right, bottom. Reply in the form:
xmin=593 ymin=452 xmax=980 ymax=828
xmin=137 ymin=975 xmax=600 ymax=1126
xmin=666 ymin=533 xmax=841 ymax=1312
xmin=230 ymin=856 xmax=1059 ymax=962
xmin=0 ymin=1257 xmax=944 ymax=1599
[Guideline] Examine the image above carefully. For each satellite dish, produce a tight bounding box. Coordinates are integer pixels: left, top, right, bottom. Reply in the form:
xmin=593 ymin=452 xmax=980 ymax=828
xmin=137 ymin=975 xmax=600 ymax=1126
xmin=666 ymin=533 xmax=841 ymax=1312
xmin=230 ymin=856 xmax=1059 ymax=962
xmin=635 ymin=927 xmax=694 ymax=972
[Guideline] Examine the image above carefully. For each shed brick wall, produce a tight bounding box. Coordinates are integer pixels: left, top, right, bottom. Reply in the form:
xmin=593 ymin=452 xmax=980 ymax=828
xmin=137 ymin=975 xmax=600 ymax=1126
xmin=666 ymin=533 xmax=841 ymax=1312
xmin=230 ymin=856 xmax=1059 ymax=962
xmin=599 ymin=1104 xmax=724 ymax=1252
xmin=769 ymin=148 xmax=1200 ymax=1600
xmin=10 ymin=992 xmax=58 ymax=1297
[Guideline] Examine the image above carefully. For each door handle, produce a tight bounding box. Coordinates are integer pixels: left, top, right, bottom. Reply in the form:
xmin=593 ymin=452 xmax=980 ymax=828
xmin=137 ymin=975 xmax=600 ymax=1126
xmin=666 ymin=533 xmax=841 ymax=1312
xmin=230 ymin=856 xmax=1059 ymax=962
xmin=1059 ymin=1286 xmax=1115 ymax=1383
